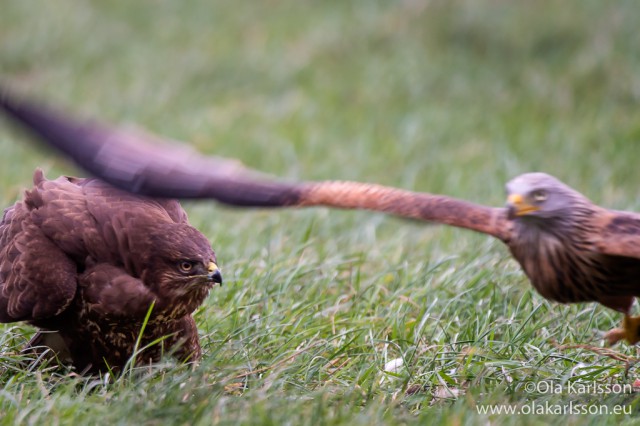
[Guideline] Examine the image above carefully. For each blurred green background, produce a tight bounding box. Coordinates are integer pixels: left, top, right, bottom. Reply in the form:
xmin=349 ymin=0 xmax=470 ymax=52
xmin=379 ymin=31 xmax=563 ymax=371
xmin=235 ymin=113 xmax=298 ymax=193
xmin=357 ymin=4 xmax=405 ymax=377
xmin=2 ymin=1 xmax=640 ymax=425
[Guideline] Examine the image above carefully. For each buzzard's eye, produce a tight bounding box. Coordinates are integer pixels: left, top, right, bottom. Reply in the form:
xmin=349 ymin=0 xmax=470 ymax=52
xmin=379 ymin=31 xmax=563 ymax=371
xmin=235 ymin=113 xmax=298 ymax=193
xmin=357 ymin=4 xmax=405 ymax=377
xmin=531 ymin=190 xmax=547 ymax=203
xmin=178 ymin=261 xmax=195 ymax=274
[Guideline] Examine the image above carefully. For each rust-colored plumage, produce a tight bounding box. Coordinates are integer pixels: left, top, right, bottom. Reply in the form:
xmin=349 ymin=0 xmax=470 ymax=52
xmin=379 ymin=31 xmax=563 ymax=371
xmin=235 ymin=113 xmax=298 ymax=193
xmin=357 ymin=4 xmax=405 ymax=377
xmin=3 ymin=90 xmax=640 ymax=347
xmin=0 ymin=170 xmax=222 ymax=373
xmin=302 ymin=176 xmax=640 ymax=345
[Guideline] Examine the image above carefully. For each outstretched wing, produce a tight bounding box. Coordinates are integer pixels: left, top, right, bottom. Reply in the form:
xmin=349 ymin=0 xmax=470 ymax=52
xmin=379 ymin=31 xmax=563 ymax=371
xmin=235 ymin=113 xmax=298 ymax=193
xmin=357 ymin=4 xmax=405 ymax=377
xmin=0 ymin=88 xmax=510 ymax=241
xmin=0 ymin=88 xmax=302 ymax=207
xmin=298 ymin=181 xmax=510 ymax=240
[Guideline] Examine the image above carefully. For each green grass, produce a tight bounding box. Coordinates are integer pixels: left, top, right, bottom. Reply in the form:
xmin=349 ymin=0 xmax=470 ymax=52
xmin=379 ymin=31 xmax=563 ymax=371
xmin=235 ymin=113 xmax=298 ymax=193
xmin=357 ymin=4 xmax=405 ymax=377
xmin=2 ymin=0 xmax=640 ymax=424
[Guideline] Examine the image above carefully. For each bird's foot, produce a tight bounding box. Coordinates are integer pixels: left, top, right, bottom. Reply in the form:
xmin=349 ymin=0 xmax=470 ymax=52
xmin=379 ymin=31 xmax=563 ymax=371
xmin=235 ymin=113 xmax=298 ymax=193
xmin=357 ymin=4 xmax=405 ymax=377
xmin=604 ymin=315 xmax=640 ymax=345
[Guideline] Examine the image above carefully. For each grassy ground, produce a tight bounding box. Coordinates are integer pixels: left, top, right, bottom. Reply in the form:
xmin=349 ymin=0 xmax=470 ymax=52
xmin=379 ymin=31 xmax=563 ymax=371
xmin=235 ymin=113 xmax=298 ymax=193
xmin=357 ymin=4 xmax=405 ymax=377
xmin=2 ymin=0 xmax=640 ymax=424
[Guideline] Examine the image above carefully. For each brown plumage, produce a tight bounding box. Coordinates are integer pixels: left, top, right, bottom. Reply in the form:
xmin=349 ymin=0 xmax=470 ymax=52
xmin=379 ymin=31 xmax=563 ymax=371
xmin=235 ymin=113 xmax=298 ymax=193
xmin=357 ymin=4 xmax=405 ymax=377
xmin=300 ymin=176 xmax=640 ymax=343
xmin=0 ymin=170 xmax=222 ymax=373
xmin=2 ymin=89 xmax=640 ymax=346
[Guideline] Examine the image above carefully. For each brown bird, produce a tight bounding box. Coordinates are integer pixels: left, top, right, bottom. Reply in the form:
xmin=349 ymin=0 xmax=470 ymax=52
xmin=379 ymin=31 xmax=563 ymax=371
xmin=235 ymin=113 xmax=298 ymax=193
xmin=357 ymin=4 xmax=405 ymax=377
xmin=0 ymin=169 xmax=223 ymax=373
xmin=2 ymin=89 xmax=640 ymax=348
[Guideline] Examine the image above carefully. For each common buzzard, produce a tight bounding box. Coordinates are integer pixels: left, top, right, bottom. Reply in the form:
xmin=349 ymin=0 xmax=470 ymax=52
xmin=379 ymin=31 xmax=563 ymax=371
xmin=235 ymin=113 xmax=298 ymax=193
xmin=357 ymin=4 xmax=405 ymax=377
xmin=3 ymin=90 xmax=640 ymax=347
xmin=0 ymin=169 xmax=222 ymax=373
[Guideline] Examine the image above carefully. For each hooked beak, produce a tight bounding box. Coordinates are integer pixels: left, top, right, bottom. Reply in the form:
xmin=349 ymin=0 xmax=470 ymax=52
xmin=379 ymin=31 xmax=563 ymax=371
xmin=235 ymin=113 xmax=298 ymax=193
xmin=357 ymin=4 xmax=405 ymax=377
xmin=506 ymin=193 xmax=539 ymax=218
xmin=207 ymin=262 xmax=223 ymax=285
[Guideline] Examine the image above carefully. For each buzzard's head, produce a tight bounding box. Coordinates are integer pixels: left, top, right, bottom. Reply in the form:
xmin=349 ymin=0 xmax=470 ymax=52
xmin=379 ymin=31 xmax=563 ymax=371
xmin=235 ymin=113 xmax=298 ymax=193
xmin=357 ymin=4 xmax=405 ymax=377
xmin=140 ymin=223 xmax=222 ymax=313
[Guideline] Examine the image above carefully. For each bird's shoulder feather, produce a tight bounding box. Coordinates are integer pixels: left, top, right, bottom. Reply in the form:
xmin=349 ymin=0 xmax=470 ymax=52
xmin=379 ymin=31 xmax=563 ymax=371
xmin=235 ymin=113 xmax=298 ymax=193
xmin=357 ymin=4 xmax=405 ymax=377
xmin=595 ymin=209 xmax=640 ymax=259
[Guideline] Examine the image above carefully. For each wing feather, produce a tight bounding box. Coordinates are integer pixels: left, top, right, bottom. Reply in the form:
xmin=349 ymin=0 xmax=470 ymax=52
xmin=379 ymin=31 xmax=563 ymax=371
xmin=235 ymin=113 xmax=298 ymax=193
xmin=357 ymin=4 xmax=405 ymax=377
xmin=595 ymin=210 xmax=640 ymax=259
xmin=0 ymin=211 xmax=77 ymax=321
xmin=0 ymin=89 xmax=302 ymax=207
xmin=79 ymin=263 xmax=156 ymax=319
xmin=299 ymin=181 xmax=511 ymax=240
xmin=0 ymin=89 xmax=511 ymax=240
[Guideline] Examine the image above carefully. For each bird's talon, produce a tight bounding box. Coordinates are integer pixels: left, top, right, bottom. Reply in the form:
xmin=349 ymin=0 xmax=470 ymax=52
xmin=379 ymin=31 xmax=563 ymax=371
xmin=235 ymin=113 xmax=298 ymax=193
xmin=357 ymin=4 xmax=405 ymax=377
xmin=604 ymin=315 xmax=640 ymax=346
xmin=604 ymin=328 xmax=625 ymax=346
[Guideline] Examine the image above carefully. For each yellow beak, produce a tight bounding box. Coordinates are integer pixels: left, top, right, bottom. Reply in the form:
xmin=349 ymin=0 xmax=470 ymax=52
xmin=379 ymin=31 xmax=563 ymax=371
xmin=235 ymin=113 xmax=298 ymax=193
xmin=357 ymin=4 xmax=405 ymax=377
xmin=507 ymin=193 xmax=539 ymax=216
xmin=207 ymin=262 xmax=223 ymax=284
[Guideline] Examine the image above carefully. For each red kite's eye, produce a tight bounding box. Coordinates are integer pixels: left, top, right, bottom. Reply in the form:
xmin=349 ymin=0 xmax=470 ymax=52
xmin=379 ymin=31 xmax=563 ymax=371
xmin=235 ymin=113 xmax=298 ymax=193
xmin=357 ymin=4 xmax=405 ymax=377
xmin=531 ymin=190 xmax=548 ymax=203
